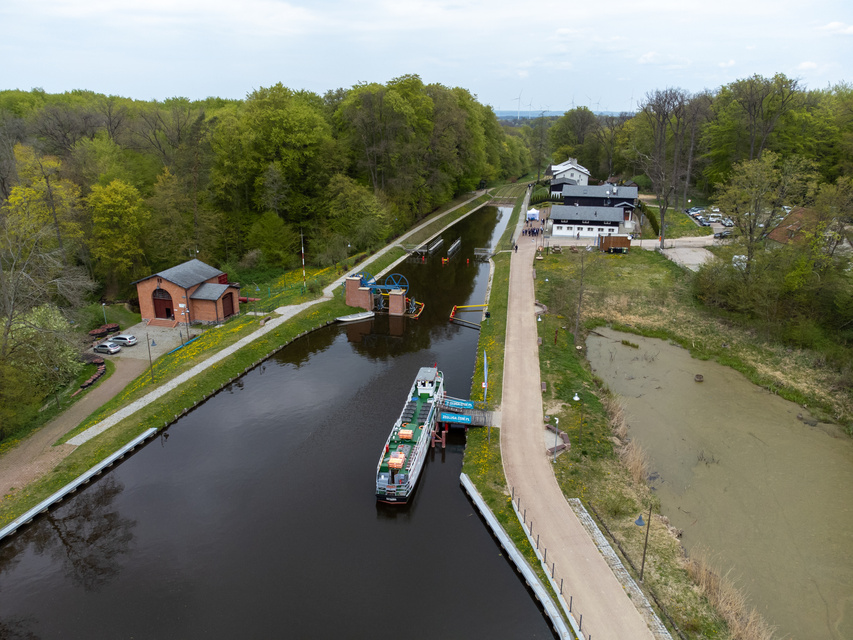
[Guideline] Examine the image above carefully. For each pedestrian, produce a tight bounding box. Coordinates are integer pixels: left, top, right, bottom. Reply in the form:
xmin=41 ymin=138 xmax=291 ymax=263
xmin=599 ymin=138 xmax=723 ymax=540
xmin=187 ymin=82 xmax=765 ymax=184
xmin=514 ymin=244 xmax=518 ymax=253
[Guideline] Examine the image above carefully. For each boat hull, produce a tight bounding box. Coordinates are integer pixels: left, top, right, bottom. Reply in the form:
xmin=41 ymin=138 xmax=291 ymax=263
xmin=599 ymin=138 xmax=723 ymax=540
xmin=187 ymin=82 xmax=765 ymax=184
xmin=336 ymin=311 xmax=374 ymax=323
xmin=375 ymin=367 xmax=444 ymax=504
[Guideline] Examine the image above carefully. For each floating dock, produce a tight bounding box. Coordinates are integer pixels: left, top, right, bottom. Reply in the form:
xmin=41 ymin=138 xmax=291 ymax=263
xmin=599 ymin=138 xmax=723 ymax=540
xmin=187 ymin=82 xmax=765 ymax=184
xmin=448 ymin=304 xmax=488 ymax=329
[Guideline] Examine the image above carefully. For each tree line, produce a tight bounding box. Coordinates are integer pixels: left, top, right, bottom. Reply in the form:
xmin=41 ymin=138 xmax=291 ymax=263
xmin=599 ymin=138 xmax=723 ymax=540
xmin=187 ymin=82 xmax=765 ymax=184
xmin=531 ymin=73 xmax=852 ymax=379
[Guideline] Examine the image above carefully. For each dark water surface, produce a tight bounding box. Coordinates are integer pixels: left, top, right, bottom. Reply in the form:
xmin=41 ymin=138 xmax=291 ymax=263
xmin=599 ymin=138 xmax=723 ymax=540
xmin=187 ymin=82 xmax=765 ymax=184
xmin=0 ymin=208 xmax=556 ymax=639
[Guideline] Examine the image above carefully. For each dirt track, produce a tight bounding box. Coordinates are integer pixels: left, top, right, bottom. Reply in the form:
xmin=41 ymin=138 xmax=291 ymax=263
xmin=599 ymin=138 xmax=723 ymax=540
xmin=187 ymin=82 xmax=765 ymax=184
xmin=0 ymin=358 xmax=147 ymax=498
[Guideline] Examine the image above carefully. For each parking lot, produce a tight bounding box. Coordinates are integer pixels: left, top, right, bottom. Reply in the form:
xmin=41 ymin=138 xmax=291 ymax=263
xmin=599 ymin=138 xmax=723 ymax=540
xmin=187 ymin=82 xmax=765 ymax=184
xmin=90 ymin=322 xmax=195 ymax=361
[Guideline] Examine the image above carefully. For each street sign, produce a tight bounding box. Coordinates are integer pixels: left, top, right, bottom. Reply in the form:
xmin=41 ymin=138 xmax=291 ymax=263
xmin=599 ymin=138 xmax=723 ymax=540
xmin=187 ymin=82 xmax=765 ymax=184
xmin=444 ymin=398 xmax=475 ymax=410
xmin=440 ymin=412 xmax=472 ymax=424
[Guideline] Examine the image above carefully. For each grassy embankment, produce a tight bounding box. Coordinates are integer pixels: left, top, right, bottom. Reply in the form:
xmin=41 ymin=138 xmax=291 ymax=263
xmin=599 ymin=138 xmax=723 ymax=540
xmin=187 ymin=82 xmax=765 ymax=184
xmin=641 ymin=204 xmax=714 ymax=240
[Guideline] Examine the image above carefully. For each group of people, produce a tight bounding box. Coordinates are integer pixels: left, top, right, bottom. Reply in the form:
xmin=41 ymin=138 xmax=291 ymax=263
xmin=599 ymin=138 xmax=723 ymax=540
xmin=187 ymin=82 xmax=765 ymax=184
xmin=521 ymin=225 xmax=542 ymax=237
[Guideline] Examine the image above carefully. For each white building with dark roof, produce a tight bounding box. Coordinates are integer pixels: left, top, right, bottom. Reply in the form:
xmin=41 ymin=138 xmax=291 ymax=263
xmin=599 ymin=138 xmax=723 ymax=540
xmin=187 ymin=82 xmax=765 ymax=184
xmin=549 ymin=205 xmax=627 ymax=239
xmin=546 ymin=158 xmax=591 ymax=186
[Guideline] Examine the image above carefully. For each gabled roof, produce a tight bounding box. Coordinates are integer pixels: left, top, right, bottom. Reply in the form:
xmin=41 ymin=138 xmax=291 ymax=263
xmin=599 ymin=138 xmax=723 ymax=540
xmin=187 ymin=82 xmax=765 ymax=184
xmin=551 ymin=177 xmax=579 ymax=187
xmin=133 ymin=259 xmax=223 ymax=289
xmin=190 ymin=282 xmax=231 ymax=301
xmin=766 ymin=207 xmax=815 ymax=245
xmin=561 ymin=184 xmax=638 ymax=200
xmin=550 ymin=205 xmax=624 ymax=223
xmin=547 ymin=158 xmax=591 ymax=177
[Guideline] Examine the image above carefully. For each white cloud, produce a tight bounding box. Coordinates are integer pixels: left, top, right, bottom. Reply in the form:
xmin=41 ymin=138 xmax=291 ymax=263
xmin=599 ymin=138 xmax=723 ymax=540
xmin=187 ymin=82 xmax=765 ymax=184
xmin=819 ymin=21 xmax=853 ymax=34
xmin=797 ymin=61 xmax=818 ymax=70
xmin=719 ymin=60 xmax=736 ymax=68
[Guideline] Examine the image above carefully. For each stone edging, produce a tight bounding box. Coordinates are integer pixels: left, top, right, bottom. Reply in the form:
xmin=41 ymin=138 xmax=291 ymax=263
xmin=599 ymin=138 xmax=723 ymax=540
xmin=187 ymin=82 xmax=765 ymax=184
xmin=459 ymin=473 xmax=572 ymax=640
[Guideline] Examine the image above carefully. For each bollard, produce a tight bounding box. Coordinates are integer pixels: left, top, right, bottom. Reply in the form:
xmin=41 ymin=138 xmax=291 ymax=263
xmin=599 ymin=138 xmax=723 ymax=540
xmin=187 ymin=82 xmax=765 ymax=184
xmin=569 ymin=596 xmax=572 ymax=611
xmin=523 ymin=508 xmax=526 ymax=522
xmin=579 ymin=614 xmax=582 ymax=631
xmin=551 ymin=562 xmax=555 ymax=578
xmin=560 ymin=578 xmax=563 ymax=594
xmin=544 ymin=547 xmax=547 ymax=563
xmin=536 ymin=533 xmax=539 ymax=548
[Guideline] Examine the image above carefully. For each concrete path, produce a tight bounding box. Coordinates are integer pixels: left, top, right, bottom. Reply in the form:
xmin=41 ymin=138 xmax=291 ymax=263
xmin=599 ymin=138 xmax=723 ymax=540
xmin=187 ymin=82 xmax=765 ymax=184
xmin=500 ymin=231 xmax=656 ymax=638
xmin=633 ymin=233 xmax=718 ymax=272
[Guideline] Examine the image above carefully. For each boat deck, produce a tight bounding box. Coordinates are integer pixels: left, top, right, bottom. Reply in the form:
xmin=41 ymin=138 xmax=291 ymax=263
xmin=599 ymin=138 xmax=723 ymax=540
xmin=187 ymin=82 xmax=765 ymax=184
xmin=379 ymin=393 xmax=433 ymax=474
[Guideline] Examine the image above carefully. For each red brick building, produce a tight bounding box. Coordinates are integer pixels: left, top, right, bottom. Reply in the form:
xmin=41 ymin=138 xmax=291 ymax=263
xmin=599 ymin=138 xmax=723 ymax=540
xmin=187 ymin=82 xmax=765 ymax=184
xmin=133 ymin=259 xmax=240 ymax=326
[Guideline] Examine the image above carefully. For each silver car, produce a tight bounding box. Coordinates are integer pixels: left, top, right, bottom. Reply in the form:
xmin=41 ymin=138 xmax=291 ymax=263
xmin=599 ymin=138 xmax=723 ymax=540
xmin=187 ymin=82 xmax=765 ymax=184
xmin=94 ymin=342 xmax=122 ymax=355
xmin=110 ymin=334 xmax=137 ymax=346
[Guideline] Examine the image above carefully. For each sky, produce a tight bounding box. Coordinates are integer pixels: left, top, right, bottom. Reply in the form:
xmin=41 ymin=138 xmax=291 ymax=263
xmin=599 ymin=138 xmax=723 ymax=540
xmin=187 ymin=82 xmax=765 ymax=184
xmin=2 ymin=0 xmax=852 ymax=113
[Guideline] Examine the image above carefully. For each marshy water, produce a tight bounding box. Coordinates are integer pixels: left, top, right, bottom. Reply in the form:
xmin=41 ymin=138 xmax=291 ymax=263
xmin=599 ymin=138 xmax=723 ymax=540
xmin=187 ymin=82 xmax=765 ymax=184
xmin=586 ymin=326 xmax=853 ymax=640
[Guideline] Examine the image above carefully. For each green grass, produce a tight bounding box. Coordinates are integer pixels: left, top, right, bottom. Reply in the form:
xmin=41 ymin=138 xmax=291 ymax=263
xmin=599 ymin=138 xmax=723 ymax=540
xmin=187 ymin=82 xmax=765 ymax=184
xmin=644 ymin=205 xmax=714 ymax=239
xmin=0 ymin=359 xmax=117 ymax=456
xmin=78 ymin=301 xmax=142 ymax=332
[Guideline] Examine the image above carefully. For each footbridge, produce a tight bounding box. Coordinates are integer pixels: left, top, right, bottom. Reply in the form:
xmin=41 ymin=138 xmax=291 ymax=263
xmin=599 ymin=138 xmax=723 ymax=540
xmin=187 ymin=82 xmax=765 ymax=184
xmin=436 ymin=396 xmax=493 ymax=427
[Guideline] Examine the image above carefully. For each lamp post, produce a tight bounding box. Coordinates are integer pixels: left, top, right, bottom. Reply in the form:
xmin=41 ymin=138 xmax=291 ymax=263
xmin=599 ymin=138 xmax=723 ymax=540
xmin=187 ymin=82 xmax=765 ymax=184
xmin=553 ymin=417 xmax=559 ymax=463
xmin=573 ymin=392 xmax=583 ymax=454
xmin=102 ymin=303 xmax=107 ymax=324
xmin=635 ymin=504 xmax=653 ymax=581
xmin=146 ymin=333 xmax=155 ymax=383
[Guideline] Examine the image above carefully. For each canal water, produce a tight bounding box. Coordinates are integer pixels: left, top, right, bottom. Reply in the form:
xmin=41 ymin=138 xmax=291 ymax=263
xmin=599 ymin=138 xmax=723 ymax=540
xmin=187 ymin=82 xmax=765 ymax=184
xmin=0 ymin=207 xmax=556 ymax=639
xmin=586 ymin=327 xmax=853 ymax=640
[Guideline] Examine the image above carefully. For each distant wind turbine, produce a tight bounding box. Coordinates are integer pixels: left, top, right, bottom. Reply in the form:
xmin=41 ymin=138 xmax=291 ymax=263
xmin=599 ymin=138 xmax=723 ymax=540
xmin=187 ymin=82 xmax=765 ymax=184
xmin=511 ymin=90 xmax=523 ymax=121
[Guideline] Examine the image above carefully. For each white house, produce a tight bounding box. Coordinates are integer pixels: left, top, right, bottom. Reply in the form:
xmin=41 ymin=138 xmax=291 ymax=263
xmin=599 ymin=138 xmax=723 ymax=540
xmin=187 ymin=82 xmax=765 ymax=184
xmin=549 ymin=205 xmax=624 ymax=239
xmin=547 ymin=158 xmax=590 ymax=186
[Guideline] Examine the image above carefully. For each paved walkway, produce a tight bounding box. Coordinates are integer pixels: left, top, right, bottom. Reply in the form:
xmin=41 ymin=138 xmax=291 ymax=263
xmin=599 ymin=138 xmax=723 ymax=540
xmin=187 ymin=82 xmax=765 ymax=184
xmin=500 ymin=237 xmax=656 ymax=640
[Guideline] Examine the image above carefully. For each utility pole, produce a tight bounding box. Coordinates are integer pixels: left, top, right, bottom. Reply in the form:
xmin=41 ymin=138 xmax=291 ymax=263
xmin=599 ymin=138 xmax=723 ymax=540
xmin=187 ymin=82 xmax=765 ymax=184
xmin=574 ymin=251 xmax=586 ymax=339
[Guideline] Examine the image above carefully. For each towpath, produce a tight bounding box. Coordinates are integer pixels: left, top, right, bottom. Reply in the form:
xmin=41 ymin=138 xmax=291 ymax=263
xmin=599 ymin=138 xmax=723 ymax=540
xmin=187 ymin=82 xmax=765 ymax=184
xmin=500 ymin=190 xmax=657 ymax=639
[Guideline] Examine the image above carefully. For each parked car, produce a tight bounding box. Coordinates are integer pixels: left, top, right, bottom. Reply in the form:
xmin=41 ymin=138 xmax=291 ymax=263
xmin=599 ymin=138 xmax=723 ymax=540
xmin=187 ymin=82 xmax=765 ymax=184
xmin=714 ymin=230 xmax=733 ymax=239
xmin=110 ymin=334 xmax=137 ymax=346
xmin=696 ymin=216 xmax=711 ymax=226
xmin=722 ymin=218 xmax=734 ymax=227
xmin=94 ymin=342 xmax=121 ymax=355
